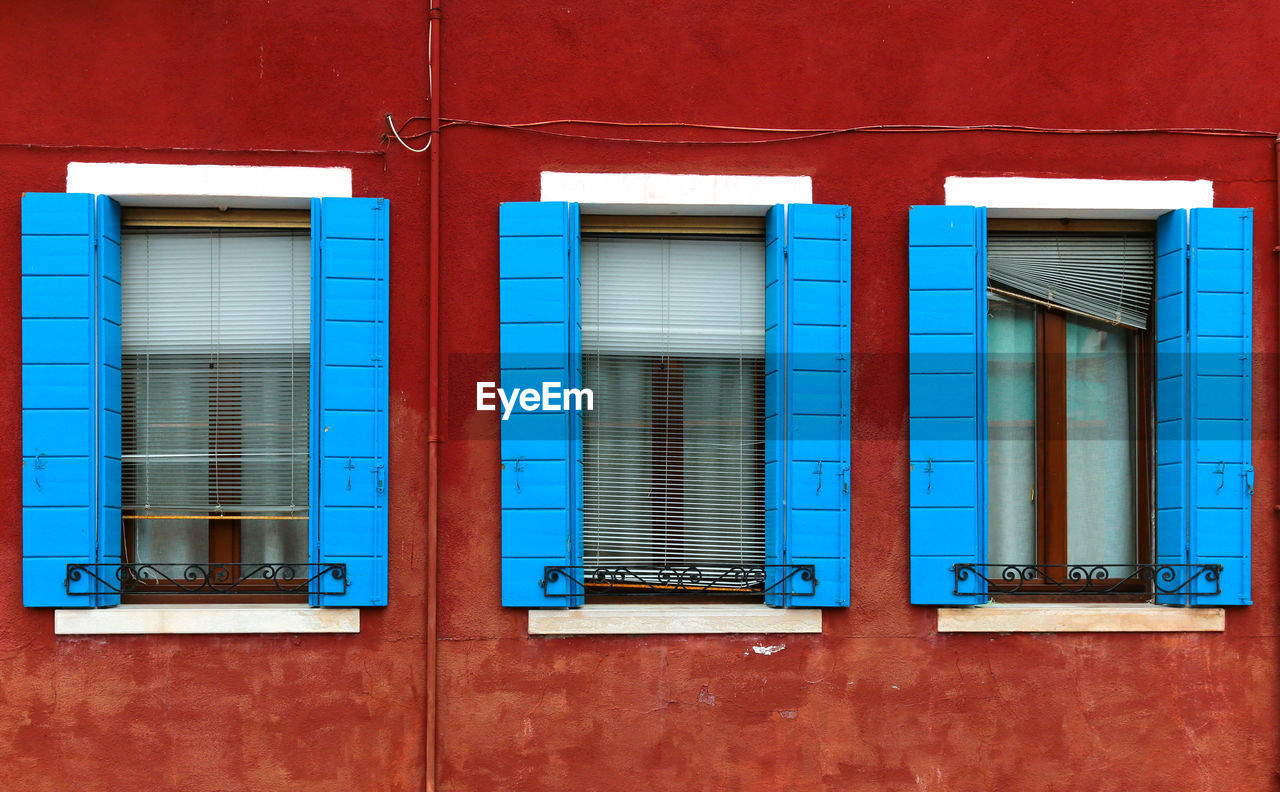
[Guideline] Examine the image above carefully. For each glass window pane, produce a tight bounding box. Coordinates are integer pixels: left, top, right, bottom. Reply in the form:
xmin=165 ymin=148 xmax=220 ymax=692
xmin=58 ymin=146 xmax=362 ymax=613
xmin=580 ymin=235 xmax=765 ymax=581
xmin=1065 ymin=316 xmax=1136 ymax=568
xmin=240 ymin=521 xmax=309 ymax=565
xmin=132 ymin=516 xmax=209 ymax=573
xmin=987 ymin=296 xmax=1037 ymax=565
xmin=122 ymin=228 xmax=310 ymax=569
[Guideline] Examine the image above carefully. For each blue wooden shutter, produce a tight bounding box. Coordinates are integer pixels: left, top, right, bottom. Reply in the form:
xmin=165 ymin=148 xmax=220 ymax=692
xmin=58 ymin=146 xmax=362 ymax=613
xmin=1187 ymin=208 xmax=1253 ymax=605
xmin=311 ymin=197 xmax=390 ymax=606
xmin=908 ymin=205 xmax=987 ymax=605
xmin=1154 ymin=209 xmax=1190 ymax=604
xmin=764 ymin=205 xmax=786 ymax=606
xmin=780 ymin=204 xmax=851 ymax=607
xmin=95 ymin=196 xmax=123 ymax=607
xmin=22 ymin=193 xmax=98 ymax=606
xmin=499 ymin=202 xmax=582 ymax=607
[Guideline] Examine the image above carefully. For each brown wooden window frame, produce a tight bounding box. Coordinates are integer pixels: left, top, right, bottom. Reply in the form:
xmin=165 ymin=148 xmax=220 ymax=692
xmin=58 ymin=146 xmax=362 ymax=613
xmin=988 ymin=219 xmax=1155 ymax=601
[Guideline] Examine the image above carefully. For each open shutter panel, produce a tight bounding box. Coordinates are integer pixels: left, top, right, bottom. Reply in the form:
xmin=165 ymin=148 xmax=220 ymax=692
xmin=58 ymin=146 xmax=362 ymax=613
xmin=763 ymin=205 xmax=786 ymax=606
xmin=1154 ymin=210 xmax=1190 ymax=605
xmin=781 ymin=204 xmax=851 ymax=606
xmin=311 ymin=197 xmax=390 ymax=606
xmin=96 ymin=196 xmax=123 ymax=607
xmin=500 ymin=202 xmax=582 ymax=607
xmin=1188 ymin=208 xmax=1253 ymax=605
xmin=22 ymin=193 xmax=98 ymax=606
xmin=908 ymin=205 xmax=987 ymax=605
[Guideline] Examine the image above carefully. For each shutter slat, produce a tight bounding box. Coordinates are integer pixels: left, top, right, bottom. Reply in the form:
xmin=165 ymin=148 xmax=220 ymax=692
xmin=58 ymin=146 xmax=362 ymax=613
xmin=782 ymin=204 xmax=851 ymax=607
xmin=764 ymin=206 xmax=785 ymax=605
xmin=909 ymin=205 xmax=988 ymax=605
xmin=1187 ymin=208 xmax=1253 ymax=606
xmin=22 ymin=193 xmax=99 ymax=607
xmin=312 ymin=197 xmax=389 ymax=606
xmin=500 ymin=202 xmax=582 ymax=607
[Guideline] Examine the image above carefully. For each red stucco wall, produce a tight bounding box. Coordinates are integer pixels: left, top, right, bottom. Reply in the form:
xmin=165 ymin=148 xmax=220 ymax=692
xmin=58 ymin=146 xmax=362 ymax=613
xmin=2 ymin=1 xmax=1279 ymax=790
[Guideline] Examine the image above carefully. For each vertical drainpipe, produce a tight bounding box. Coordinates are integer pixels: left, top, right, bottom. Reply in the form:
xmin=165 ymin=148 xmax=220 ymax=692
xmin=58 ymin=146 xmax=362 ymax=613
xmin=425 ymin=2 xmax=442 ymax=790
xmin=1273 ymin=138 xmax=1279 ymax=520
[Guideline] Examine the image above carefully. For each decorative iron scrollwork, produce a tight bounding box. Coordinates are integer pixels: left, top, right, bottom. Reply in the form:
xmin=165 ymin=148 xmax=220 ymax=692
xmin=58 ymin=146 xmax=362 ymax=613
xmin=64 ymin=563 xmax=347 ymax=595
xmin=540 ymin=564 xmax=817 ymax=597
xmin=952 ymin=563 xmax=1222 ymax=597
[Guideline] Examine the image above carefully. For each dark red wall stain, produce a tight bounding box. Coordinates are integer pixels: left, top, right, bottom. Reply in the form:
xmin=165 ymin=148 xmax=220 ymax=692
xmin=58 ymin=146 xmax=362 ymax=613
xmin=0 ymin=1 xmax=1278 ymax=790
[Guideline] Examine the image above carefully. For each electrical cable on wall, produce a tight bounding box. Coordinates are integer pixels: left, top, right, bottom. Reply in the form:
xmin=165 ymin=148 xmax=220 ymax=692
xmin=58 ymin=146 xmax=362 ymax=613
xmin=387 ymin=114 xmax=433 ymax=152
xmin=386 ymin=15 xmax=435 ymax=153
xmin=382 ymin=116 xmax=1280 ymax=150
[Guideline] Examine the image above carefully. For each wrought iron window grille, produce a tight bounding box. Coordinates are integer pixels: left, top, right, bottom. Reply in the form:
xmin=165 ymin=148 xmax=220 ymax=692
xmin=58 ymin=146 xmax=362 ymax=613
xmin=64 ymin=563 xmax=347 ymax=595
xmin=540 ymin=564 xmax=816 ymax=597
xmin=952 ymin=563 xmax=1222 ymax=598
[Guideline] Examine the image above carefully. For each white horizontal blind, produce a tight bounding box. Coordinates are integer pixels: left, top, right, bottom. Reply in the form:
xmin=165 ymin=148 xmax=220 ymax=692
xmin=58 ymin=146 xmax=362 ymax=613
xmin=581 ymin=236 xmax=766 ymax=579
xmin=581 ymin=237 xmax=765 ymax=356
xmin=988 ymin=232 xmax=1155 ymax=329
xmin=121 ymin=230 xmax=310 ymax=515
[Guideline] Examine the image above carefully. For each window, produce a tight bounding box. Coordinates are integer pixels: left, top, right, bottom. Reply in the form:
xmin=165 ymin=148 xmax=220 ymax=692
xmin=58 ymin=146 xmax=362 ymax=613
xmin=580 ymin=227 xmax=766 ymax=595
xmin=986 ymin=222 xmax=1155 ymax=590
xmin=498 ymin=201 xmax=851 ymax=608
xmin=908 ymin=205 xmax=1253 ymax=607
xmin=21 ymin=191 xmax=389 ymax=608
xmin=120 ymin=213 xmax=311 ymax=600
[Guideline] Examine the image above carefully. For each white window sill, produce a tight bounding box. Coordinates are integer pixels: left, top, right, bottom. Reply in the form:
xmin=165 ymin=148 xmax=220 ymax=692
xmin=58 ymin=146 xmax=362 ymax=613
xmin=937 ymin=603 xmax=1225 ymax=633
xmin=527 ymin=603 xmax=822 ymax=635
xmin=54 ymin=605 xmax=360 ymax=635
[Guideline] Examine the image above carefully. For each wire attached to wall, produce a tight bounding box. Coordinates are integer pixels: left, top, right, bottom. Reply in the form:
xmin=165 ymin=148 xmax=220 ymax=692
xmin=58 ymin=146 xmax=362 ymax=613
xmin=387 ymin=114 xmax=433 ymax=153
xmin=382 ymin=115 xmax=1280 ymax=150
xmin=386 ymin=15 xmax=435 ymax=153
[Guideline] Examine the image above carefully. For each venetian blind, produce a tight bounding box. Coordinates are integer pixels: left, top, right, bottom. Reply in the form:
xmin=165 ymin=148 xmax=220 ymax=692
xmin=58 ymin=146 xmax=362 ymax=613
xmin=987 ymin=232 xmax=1156 ymax=329
xmin=580 ymin=236 xmax=766 ymax=575
xmin=121 ymin=229 xmax=310 ymax=514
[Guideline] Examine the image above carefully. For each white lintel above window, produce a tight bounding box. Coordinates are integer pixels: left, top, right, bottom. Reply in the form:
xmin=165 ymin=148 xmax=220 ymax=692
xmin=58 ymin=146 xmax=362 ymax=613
xmin=541 ymin=171 xmax=812 ymax=215
xmin=66 ymin=162 xmax=353 ymax=209
xmin=944 ymin=176 xmax=1213 ymax=218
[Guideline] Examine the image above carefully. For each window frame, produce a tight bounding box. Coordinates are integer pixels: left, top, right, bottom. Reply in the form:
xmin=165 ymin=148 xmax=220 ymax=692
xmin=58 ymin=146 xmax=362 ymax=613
xmin=909 ymin=176 xmax=1251 ymax=618
xmin=985 ymin=219 xmax=1157 ymax=597
xmin=24 ymin=163 xmax=388 ymax=627
xmin=117 ymin=210 xmax=314 ymax=604
xmin=500 ymin=174 xmax=851 ymax=627
xmin=577 ymin=224 xmax=770 ymax=602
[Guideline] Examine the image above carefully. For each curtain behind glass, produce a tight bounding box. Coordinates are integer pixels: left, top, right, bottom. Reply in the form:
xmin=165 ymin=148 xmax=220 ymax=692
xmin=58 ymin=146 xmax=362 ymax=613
xmin=987 ymin=296 xmax=1037 ymax=565
xmin=1066 ymin=317 xmax=1136 ymax=569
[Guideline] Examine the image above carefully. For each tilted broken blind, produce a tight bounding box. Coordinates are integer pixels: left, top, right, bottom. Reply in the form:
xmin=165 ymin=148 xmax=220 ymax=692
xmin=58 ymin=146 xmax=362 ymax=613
xmin=121 ymin=229 xmax=311 ymax=532
xmin=580 ymin=235 xmax=766 ymax=577
xmin=987 ymin=232 xmax=1156 ymax=329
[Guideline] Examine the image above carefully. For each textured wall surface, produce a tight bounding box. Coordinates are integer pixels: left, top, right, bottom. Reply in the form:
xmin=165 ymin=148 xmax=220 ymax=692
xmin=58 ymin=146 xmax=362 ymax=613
xmin=1 ymin=1 xmax=1278 ymax=790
